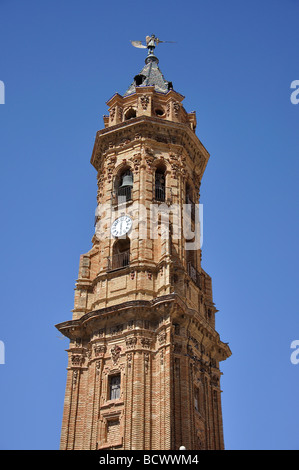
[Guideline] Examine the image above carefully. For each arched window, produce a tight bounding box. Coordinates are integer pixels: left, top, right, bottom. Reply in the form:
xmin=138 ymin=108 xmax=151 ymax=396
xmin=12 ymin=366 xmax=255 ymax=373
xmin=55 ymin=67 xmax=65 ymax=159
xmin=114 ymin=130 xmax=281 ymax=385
xmin=155 ymin=108 xmax=165 ymax=117
xmin=124 ymin=108 xmax=136 ymax=120
xmin=110 ymin=238 xmax=130 ymax=270
xmin=115 ymin=169 xmax=133 ymax=202
xmin=154 ymin=166 xmax=166 ymax=202
xmin=109 ymin=374 xmax=121 ymax=400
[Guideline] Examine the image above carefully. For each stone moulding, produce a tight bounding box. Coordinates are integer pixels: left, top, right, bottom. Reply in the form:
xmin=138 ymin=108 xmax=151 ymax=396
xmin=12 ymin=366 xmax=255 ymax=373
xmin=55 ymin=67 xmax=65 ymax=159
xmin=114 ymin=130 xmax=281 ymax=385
xmin=55 ymin=293 xmax=231 ymax=362
xmin=90 ymin=116 xmax=209 ymax=179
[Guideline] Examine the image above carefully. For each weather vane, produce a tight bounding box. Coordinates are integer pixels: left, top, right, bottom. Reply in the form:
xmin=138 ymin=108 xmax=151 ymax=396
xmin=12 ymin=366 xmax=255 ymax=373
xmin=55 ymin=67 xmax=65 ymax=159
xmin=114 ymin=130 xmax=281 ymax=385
xmin=130 ymin=34 xmax=176 ymax=56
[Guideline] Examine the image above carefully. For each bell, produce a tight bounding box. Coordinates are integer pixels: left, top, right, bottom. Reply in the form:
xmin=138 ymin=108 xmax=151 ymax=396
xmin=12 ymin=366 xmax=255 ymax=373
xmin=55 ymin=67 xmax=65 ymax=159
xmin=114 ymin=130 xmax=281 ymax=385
xmin=155 ymin=174 xmax=164 ymax=188
xmin=120 ymin=174 xmax=133 ymax=187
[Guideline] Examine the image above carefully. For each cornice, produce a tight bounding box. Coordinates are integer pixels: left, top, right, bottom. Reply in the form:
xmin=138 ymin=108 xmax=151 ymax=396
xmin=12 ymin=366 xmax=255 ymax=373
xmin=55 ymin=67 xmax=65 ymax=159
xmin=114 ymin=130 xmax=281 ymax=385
xmin=55 ymin=293 xmax=231 ymax=361
xmin=55 ymin=293 xmax=177 ymax=340
xmin=90 ymin=116 xmax=210 ymax=178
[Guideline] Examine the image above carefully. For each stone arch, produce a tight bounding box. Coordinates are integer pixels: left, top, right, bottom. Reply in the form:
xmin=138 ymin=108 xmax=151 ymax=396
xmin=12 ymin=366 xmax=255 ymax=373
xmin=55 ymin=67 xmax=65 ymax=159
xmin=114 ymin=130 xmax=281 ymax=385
xmin=113 ymin=164 xmax=133 ymax=202
xmin=111 ymin=238 xmax=130 ymax=270
xmin=124 ymin=107 xmax=137 ymax=121
xmin=152 ymin=160 xmax=167 ymax=202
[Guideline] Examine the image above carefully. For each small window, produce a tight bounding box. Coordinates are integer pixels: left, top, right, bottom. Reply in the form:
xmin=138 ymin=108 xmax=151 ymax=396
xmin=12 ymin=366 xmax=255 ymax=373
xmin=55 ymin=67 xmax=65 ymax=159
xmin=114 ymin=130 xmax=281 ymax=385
xmin=134 ymin=74 xmax=146 ymax=86
xmin=109 ymin=374 xmax=121 ymax=400
xmin=111 ymin=238 xmax=130 ymax=270
xmin=155 ymin=108 xmax=165 ymax=117
xmin=125 ymin=108 xmax=137 ymax=120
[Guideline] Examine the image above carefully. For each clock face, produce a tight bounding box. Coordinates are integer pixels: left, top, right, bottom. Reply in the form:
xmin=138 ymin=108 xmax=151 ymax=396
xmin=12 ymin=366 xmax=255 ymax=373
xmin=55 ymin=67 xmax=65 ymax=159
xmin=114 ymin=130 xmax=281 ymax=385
xmin=111 ymin=215 xmax=132 ymax=238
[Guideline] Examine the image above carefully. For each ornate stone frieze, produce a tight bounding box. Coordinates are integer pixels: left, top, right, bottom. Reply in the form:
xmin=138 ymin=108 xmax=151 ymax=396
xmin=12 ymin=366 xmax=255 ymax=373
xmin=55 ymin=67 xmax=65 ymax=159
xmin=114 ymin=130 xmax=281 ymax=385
xmin=140 ymin=337 xmax=151 ymax=349
xmin=126 ymin=337 xmax=137 ymax=350
xmin=71 ymin=354 xmax=85 ymax=366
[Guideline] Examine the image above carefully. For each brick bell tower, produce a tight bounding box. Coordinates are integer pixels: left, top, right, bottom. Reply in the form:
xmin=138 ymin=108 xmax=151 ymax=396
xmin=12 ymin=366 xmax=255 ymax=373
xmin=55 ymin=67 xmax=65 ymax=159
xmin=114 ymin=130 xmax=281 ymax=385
xmin=55 ymin=35 xmax=231 ymax=451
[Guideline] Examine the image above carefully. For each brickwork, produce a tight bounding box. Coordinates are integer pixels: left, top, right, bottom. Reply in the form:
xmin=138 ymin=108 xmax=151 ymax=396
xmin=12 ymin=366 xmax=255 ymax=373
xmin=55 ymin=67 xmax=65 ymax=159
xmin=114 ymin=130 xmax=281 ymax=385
xmin=56 ymin=59 xmax=231 ymax=450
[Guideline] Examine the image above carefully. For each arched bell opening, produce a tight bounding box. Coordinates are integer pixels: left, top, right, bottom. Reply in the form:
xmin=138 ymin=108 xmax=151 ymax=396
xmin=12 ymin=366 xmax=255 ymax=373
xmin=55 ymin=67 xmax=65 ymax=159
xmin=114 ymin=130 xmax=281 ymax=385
xmin=114 ymin=168 xmax=133 ymax=202
xmin=154 ymin=164 xmax=166 ymax=202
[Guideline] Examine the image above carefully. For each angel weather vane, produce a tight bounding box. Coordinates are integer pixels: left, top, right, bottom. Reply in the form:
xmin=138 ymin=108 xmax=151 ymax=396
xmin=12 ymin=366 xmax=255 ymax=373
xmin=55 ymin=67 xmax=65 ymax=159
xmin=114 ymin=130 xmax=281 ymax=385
xmin=130 ymin=34 xmax=175 ymax=56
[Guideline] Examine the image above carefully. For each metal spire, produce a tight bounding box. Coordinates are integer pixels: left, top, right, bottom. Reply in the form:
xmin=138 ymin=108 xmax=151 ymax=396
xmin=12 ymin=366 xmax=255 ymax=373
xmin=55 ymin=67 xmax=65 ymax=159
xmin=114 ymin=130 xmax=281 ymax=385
xmin=124 ymin=34 xmax=175 ymax=96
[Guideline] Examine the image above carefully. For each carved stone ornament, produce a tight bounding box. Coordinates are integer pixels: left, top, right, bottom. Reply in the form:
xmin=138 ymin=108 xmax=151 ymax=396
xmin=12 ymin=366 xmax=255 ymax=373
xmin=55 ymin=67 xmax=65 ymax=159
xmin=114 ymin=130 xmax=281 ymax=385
xmin=132 ymin=153 xmax=142 ymax=172
xmin=97 ymin=173 xmax=105 ymax=191
xmin=110 ymin=107 xmax=116 ymax=120
xmin=166 ymin=102 xmax=171 ymax=117
xmin=94 ymin=344 xmax=106 ymax=357
xmin=144 ymin=148 xmax=154 ymax=169
xmin=71 ymin=354 xmax=84 ymax=366
xmin=144 ymin=352 xmax=150 ymax=374
xmin=127 ymin=352 xmax=133 ymax=369
xmin=126 ymin=336 xmax=137 ymax=350
xmin=140 ymin=95 xmax=150 ymax=110
xmin=72 ymin=369 xmax=79 ymax=388
xmin=140 ymin=337 xmax=151 ymax=349
xmin=110 ymin=344 xmax=122 ymax=364
xmin=160 ymin=349 xmax=164 ymax=365
xmin=86 ymin=348 xmax=92 ymax=360
xmin=158 ymin=332 xmax=166 ymax=345
xmin=106 ymin=164 xmax=114 ymax=182
xmin=173 ymin=101 xmax=180 ymax=117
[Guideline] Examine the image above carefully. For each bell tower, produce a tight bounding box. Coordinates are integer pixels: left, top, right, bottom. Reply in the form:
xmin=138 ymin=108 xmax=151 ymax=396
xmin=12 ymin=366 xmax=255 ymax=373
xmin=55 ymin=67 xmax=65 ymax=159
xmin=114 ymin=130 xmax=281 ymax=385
xmin=56 ymin=35 xmax=231 ymax=451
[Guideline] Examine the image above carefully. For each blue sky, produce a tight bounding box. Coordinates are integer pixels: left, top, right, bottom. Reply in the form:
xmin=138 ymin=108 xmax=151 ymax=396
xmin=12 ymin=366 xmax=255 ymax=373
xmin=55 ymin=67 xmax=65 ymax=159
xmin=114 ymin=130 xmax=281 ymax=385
xmin=0 ymin=0 xmax=298 ymax=450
